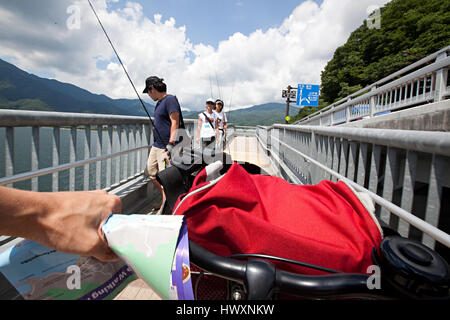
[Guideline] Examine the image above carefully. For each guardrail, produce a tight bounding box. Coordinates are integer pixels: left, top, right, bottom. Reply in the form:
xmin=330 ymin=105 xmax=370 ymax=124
xmin=232 ymin=125 xmax=256 ymax=137
xmin=0 ymin=109 xmax=203 ymax=191
xmin=256 ymin=124 xmax=450 ymax=258
xmin=0 ymin=109 xmax=244 ymax=192
xmin=0 ymin=110 xmax=155 ymax=191
xmin=296 ymin=45 xmax=450 ymax=126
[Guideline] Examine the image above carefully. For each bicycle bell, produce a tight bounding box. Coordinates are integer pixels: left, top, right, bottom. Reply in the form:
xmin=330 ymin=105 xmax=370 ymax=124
xmin=378 ymin=236 xmax=450 ymax=299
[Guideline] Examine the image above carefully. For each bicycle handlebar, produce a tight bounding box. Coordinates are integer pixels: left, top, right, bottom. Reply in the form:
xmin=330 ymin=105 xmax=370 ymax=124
xmin=189 ymin=240 xmax=385 ymax=300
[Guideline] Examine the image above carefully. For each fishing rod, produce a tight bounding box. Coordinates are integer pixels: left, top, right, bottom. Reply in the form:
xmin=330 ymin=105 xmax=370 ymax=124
xmin=215 ymin=71 xmax=222 ymax=101
xmin=87 ymin=0 xmax=166 ymax=145
xmin=209 ymin=75 xmax=214 ymax=99
xmin=227 ymin=78 xmax=236 ymax=122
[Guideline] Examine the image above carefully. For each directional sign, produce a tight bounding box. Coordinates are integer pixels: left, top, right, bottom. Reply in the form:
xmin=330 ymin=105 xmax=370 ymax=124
xmin=297 ymin=84 xmax=320 ymax=107
xmin=282 ymin=90 xmax=297 ymax=99
xmin=289 ymin=91 xmax=297 ymax=99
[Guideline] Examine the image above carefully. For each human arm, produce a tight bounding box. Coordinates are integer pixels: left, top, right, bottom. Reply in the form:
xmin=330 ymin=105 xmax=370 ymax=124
xmin=223 ymin=113 xmax=228 ymax=135
xmin=0 ymin=186 xmax=121 ymax=262
xmin=215 ymin=117 xmax=220 ymax=136
xmin=168 ymin=111 xmax=180 ymax=144
xmin=196 ymin=115 xmax=202 ymax=143
xmin=165 ymin=96 xmax=182 ymax=145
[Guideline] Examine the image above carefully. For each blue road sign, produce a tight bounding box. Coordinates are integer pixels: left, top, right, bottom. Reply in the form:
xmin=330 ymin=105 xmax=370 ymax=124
xmin=297 ymin=84 xmax=320 ymax=107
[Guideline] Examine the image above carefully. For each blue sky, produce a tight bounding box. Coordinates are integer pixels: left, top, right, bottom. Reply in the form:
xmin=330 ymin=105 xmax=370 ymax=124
xmin=109 ymin=0 xmax=323 ymax=48
xmin=0 ymin=0 xmax=390 ymax=109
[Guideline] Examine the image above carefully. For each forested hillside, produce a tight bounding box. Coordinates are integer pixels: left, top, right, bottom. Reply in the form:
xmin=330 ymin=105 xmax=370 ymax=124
xmin=0 ymin=58 xmax=153 ymax=117
xmin=291 ymin=0 xmax=450 ymax=123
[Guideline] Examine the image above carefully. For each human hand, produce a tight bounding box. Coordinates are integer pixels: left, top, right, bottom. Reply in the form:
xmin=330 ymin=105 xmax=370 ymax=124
xmin=31 ymin=190 xmax=122 ymax=262
xmin=166 ymin=143 xmax=174 ymax=156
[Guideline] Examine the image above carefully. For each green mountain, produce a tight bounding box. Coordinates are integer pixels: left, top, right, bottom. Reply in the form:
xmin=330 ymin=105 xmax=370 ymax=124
xmin=0 ymin=58 xmax=294 ymax=126
xmin=292 ymin=0 xmax=450 ymax=123
xmin=183 ymin=103 xmax=301 ymax=126
xmin=0 ymin=58 xmax=154 ymax=116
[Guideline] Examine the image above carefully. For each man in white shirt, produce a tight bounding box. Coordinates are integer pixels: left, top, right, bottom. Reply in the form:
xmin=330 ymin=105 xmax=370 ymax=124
xmin=196 ymin=99 xmax=217 ymax=150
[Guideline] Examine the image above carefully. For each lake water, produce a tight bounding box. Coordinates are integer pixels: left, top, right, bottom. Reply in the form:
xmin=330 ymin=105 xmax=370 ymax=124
xmin=0 ymin=126 xmax=149 ymax=192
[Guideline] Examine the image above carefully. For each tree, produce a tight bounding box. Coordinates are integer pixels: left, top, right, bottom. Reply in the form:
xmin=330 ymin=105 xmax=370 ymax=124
xmin=309 ymin=0 xmax=450 ymax=116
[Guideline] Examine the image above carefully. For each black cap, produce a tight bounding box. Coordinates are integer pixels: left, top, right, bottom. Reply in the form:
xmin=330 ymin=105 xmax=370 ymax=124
xmin=143 ymin=76 xmax=164 ymax=93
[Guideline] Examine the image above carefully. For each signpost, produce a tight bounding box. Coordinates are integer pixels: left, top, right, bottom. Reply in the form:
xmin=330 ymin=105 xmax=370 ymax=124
xmin=282 ymin=86 xmax=297 ymax=124
xmin=282 ymin=89 xmax=297 ymax=100
xmin=282 ymin=84 xmax=320 ymax=124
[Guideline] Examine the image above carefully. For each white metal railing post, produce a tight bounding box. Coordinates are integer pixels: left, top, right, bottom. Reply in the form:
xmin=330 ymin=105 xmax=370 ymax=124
xmin=434 ymin=51 xmax=448 ymax=102
xmin=423 ymin=154 xmax=445 ymax=249
xmin=356 ymin=142 xmax=369 ymax=187
xmin=380 ymin=147 xmax=399 ymax=226
xmin=84 ymin=125 xmax=91 ymax=191
xmin=106 ymin=126 xmax=113 ymax=189
xmin=331 ymin=107 xmax=335 ymax=125
xmin=346 ymin=101 xmax=351 ymax=124
xmin=114 ymin=125 xmax=121 ymax=186
xmin=129 ymin=125 xmax=136 ymax=179
xmin=273 ymin=128 xmax=280 ymax=174
xmin=52 ymin=127 xmax=60 ymax=192
xmin=5 ymin=127 xmax=14 ymax=188
xmin=399 ymin=150 xmax=418 ymax=238
xmin=370 ymin=86 xmax=377 ymax=118
xmin=31 ymin=126 xmax=40 ymax=191
xmin=123 ymin=126 xmax=129 ymax=182
xmin=69 ymin=126 xmax=77 ymax=191
xmin=135 ymin=125 xmax=141 ymax=174
xmin=310 ymin=130 xmax=319 ymax=184
xmin=95 ymin=126 xmax=102 ymax=190
xmin=143 ymin=123 xmax=150 ymax=169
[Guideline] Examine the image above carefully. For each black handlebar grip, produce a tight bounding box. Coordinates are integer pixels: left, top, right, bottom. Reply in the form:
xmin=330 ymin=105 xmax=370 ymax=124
xmin=275 ymin=271 xmax=373 ymax=298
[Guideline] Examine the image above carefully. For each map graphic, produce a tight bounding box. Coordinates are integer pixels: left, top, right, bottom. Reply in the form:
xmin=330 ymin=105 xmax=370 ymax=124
xmin=0 ymin=240 xmax=136 ymax=300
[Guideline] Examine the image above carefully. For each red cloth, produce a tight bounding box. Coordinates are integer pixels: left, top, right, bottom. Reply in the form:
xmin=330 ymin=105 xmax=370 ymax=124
xmin=174 ymin=163 xmax=382 ymax=275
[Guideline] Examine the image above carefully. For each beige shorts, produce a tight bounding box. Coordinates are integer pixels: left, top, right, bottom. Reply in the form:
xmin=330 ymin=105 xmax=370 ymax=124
xmin=145 ymin=146 xmax=170 ymax=180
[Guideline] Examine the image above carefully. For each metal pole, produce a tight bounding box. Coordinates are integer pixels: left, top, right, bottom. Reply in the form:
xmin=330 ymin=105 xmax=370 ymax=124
xmin=285 ymin=85 xmax=293 ymax=124
xmin=285 ymin=98 xmax=290 ymax=124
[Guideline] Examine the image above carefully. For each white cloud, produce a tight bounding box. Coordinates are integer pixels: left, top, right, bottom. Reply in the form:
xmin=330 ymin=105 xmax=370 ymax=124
xmin=0 ymin=0 xmax=391 ymax=111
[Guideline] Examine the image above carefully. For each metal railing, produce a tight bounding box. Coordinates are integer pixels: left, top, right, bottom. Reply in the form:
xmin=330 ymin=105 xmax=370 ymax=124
xmin=0 ymin=110 xmax=153 ymax=191
xmin=0 ymin=109 xmax=203 ymax=191
xmin=256 ymin=124 xmax=450 ymax=255
xmin=296 ymin=46 xmax=450 ymax=126
xmin=0 ymin=109 xmax=243 ymax=193
xmin=232 ymin=126 xmax=256 ymax=137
